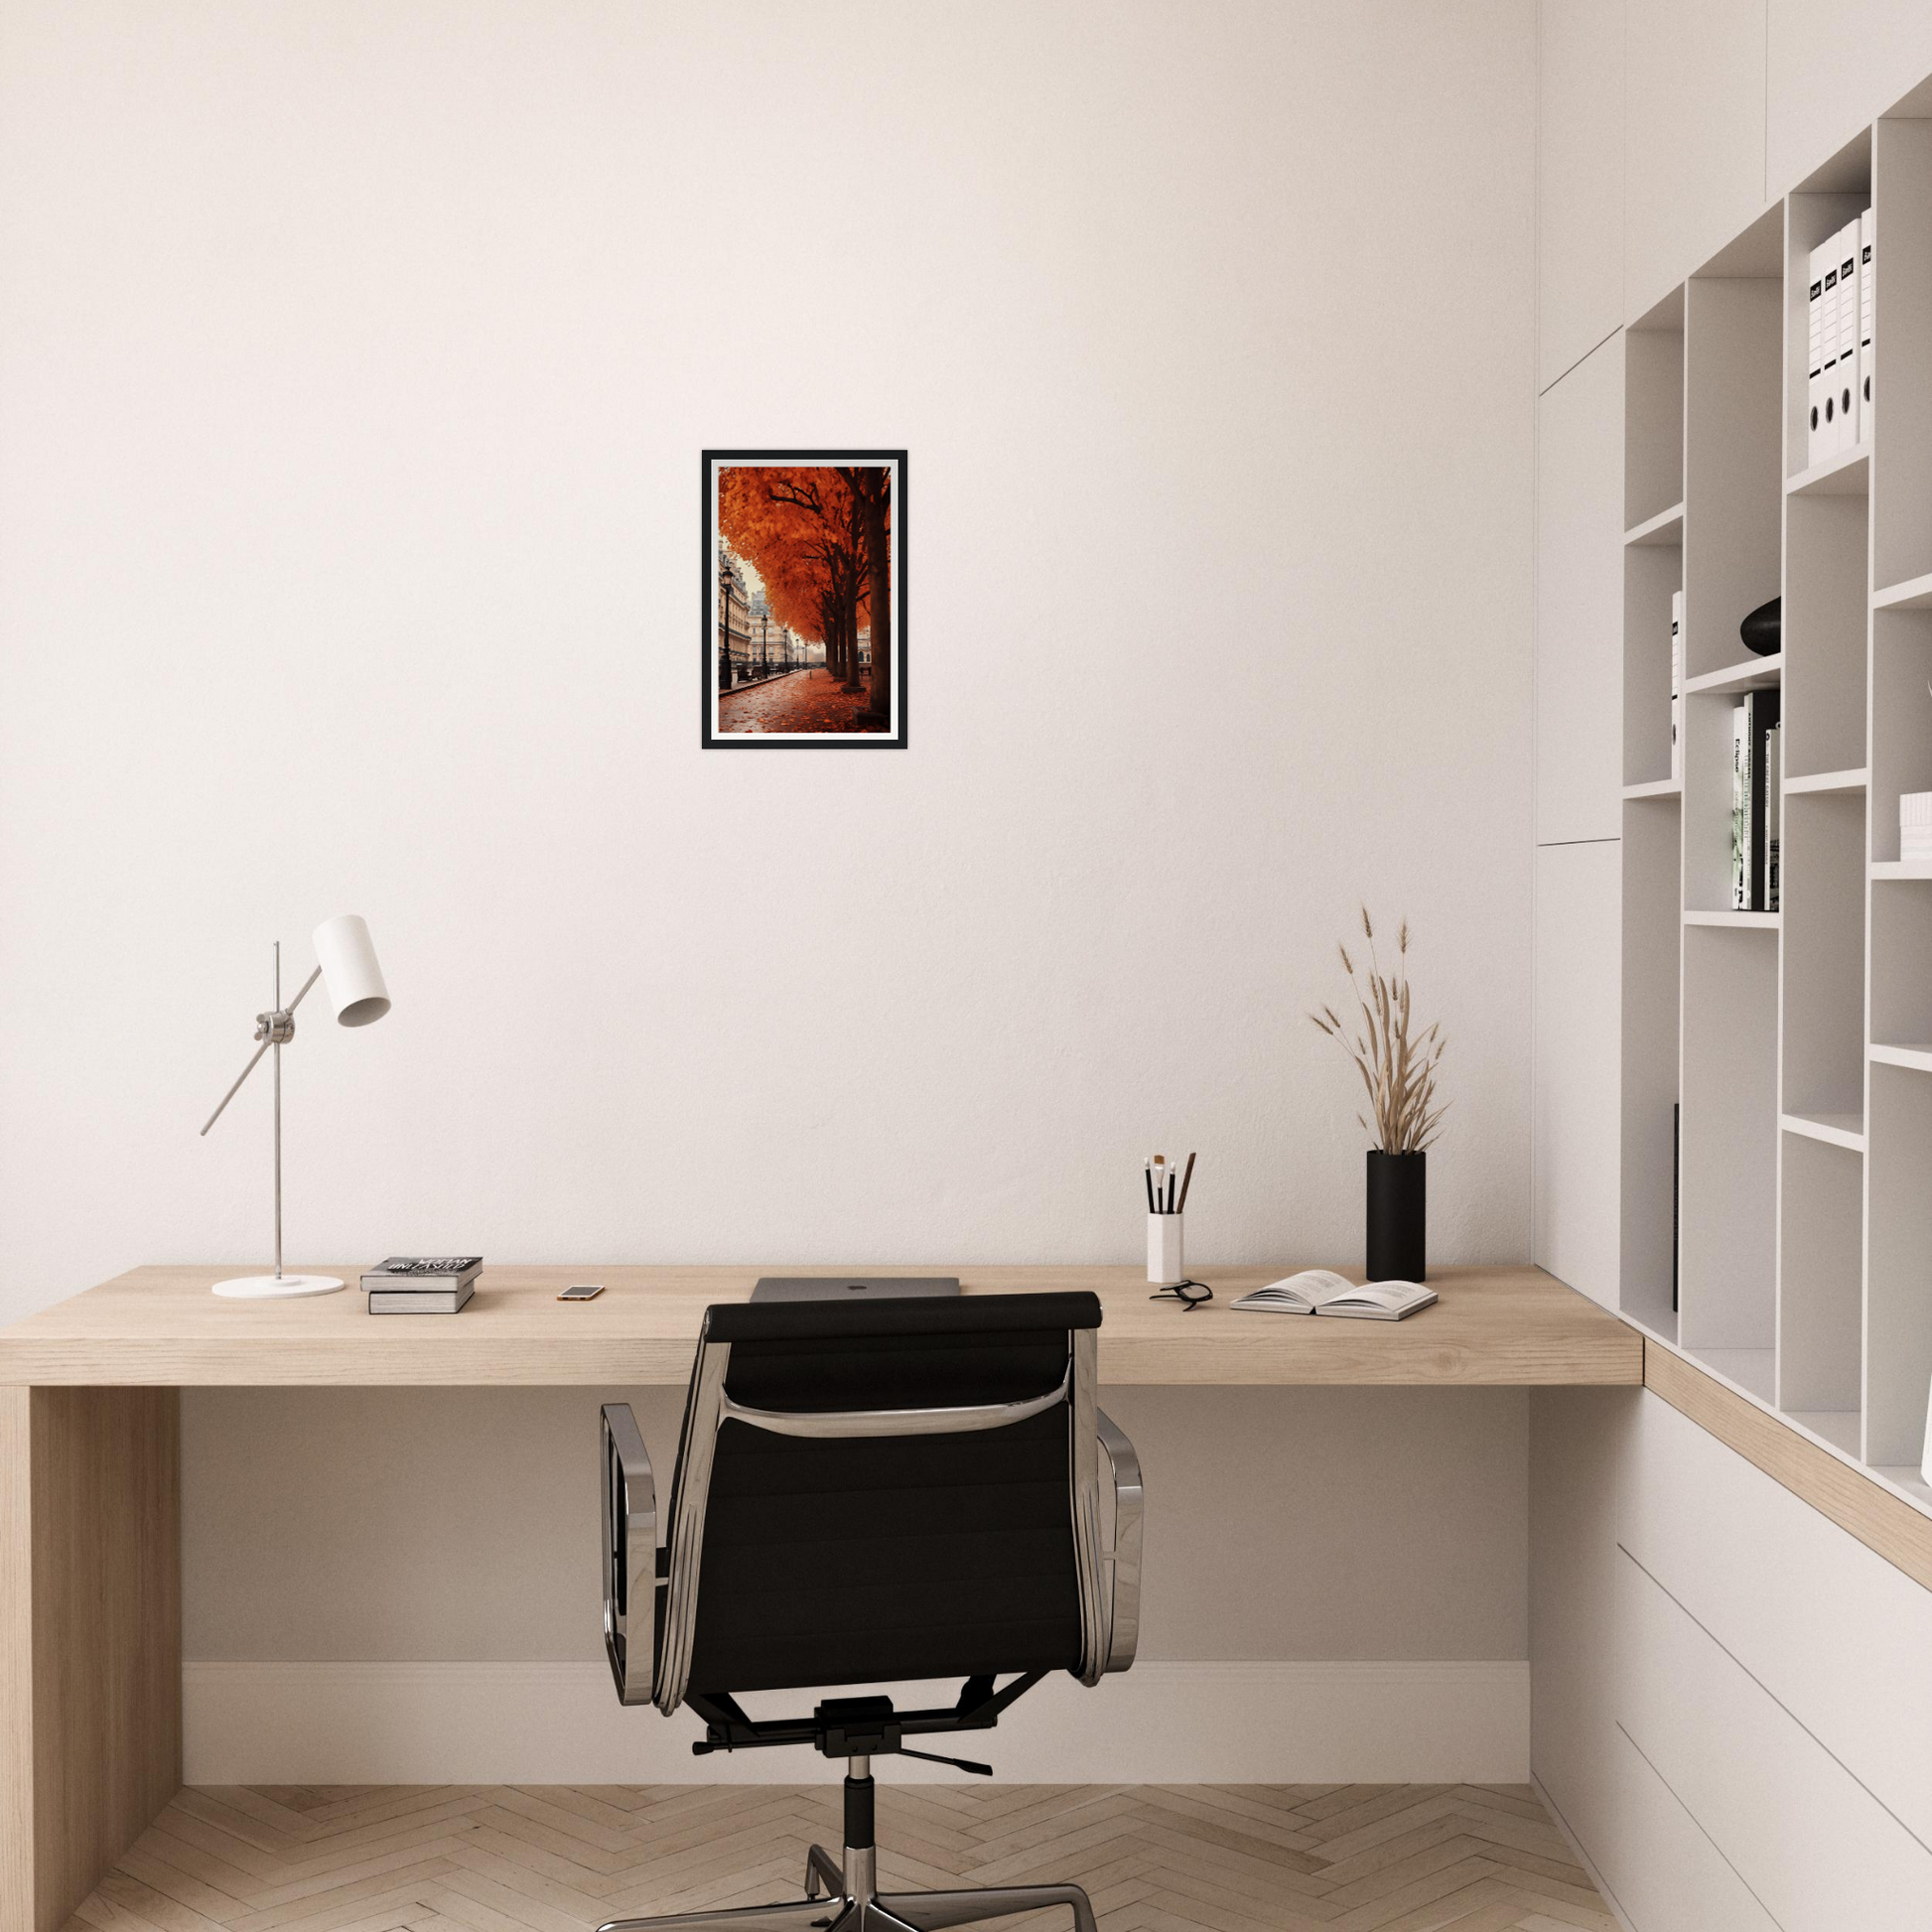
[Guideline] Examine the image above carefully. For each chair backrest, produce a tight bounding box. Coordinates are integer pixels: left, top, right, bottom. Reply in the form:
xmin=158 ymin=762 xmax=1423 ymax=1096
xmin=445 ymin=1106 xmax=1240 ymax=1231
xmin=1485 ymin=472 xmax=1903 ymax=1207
xmin=652 ymin=1291 xmax=1107 ymax=1713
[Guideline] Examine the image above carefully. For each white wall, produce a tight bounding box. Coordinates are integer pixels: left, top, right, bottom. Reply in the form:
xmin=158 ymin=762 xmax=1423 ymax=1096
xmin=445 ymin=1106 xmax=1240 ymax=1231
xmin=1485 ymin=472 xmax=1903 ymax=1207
xmin=0 ymin=0 xmax=1537 ymax=1312
xmin=0 ymin=0 xmax=1540 ymax=1772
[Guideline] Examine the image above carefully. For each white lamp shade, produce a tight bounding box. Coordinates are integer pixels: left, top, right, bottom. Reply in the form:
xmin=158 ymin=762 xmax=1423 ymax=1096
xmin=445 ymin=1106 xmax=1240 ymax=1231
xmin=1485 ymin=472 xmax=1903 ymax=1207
xmin=312 ymin=914 xmax=390 ymax=1027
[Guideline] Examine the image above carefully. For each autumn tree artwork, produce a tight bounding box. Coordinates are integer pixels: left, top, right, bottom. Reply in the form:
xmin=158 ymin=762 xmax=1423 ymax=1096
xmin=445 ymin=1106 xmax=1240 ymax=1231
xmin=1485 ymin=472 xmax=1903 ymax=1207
xmin=702 ymin=451 xmax=906 ymax=748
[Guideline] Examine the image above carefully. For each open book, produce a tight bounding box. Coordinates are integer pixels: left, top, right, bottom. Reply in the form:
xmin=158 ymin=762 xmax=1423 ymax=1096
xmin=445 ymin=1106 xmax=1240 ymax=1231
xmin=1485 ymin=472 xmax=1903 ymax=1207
xmin=1230 ymin=1270 xmax=1437 ymax=1320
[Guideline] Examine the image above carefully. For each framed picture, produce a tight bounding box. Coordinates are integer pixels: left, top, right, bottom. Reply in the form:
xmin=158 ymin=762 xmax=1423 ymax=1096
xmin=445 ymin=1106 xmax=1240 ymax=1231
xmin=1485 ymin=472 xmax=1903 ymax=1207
xmin=702 ymin=450 xmax=906 ymax=749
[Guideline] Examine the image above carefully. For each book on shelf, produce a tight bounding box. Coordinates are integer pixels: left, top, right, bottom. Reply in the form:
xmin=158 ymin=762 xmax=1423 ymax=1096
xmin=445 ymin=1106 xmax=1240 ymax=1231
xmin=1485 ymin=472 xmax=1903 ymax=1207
xmin=1765 ymin=720 xmax=1781 ymax=911
xmin=1229 ymin=1270 xmax=1437 ymax=1320
xmin=369 ymin=1282 xmax=475 ymax=1314
xmin=1728 ymin=692 xmax=1781 ymax=910
xmin=1730 ymin=703 xmax=1749 ymax=907
xmin=1670 ymin=591 xmax=1683 ymax=780
xmin=1671 ymin=1101 xmax=1680 ymax=1316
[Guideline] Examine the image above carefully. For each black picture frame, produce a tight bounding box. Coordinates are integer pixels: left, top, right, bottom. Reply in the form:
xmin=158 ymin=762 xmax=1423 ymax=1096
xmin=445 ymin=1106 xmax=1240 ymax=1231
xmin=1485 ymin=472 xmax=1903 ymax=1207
xmin=701 ymin=449 xmax=907 ymax=750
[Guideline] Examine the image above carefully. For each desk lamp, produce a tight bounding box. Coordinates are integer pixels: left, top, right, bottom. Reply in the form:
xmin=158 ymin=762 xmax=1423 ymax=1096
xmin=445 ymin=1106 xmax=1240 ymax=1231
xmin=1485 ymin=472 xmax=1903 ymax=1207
xmin=200 ymin=913 xmax=391 ymax=1299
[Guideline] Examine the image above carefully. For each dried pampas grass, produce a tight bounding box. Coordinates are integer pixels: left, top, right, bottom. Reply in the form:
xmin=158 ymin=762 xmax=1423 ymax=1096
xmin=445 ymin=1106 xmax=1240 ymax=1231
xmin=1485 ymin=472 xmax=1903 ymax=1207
xmin=1310 ymin=907 xmax=1449 ymax=1154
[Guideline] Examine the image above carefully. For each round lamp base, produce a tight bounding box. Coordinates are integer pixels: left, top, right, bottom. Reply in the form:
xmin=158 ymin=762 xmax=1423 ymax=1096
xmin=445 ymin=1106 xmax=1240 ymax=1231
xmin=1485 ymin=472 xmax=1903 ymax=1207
xmin=211 ymin=1274 xmax=345 ymax=1300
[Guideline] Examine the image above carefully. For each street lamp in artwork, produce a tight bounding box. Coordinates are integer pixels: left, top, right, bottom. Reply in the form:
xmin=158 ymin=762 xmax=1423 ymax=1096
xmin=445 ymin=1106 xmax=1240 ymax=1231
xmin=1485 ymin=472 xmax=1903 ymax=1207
xmin=718 ymin=556 xmax=736 ymax=691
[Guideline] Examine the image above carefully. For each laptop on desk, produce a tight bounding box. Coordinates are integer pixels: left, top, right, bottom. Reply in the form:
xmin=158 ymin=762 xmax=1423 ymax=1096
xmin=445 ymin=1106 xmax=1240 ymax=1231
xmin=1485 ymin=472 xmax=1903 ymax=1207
xmin=751 ymin=1276 xmax=962 ymax=1302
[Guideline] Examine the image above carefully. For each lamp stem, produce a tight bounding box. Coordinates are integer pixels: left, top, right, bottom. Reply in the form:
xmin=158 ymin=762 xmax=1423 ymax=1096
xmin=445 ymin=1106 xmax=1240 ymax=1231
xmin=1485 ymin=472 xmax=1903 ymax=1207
xmin=273 ymin=942 xmax=283 ymax=1282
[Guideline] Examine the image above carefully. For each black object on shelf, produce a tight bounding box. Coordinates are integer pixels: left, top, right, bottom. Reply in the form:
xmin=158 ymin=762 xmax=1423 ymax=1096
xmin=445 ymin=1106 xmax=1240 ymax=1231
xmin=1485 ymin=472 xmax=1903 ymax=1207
xmin=1740 ymin=595 xmax=1781 ymax=657
xmin=1366 ymin=1150 xmax=1426 ymax=1282
xmin=1672 ymin=1102 xmax=1680 ymax=1315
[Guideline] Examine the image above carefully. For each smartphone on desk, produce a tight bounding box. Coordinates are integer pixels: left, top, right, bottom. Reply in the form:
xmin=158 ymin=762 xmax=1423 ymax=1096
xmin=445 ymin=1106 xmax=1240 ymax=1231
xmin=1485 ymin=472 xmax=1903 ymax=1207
xmin=558 ymin=1283 xmax=605 ymax=1301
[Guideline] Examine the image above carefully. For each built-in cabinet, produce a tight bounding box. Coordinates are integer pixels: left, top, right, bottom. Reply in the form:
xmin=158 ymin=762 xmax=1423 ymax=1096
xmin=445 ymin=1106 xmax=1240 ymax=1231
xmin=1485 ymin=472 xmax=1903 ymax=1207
xmin=1534 ymin=31 xmax=1932 ymax=1929
xmin=1613 ymin=96 xmax=1932 ymax=1514
xmin=1532 ymin=1388 xmax=1932 ymax=1929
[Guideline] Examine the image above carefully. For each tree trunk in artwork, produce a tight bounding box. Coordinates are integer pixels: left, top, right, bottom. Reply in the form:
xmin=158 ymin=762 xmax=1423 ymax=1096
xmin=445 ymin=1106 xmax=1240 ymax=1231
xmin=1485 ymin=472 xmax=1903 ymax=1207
xmin=862 ymin=491 xmax=890 ymax=725
xmin=840 ymin=583 xmax=864 ymax=692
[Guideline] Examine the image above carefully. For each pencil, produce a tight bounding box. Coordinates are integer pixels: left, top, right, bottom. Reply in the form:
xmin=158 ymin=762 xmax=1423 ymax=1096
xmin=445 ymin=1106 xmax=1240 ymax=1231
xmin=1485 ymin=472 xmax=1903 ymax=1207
xmin=1176 ymin=1151 xmax=1196 ymax=1213
xmin=1144 ymin=1163 xmax=1157 ymax=1213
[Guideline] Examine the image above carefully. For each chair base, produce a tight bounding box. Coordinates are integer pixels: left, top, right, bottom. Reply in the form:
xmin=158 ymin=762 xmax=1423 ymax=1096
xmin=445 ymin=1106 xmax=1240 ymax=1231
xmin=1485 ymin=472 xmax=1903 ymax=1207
xmin=597 ymin=1845 xmax=1098 ymax=1932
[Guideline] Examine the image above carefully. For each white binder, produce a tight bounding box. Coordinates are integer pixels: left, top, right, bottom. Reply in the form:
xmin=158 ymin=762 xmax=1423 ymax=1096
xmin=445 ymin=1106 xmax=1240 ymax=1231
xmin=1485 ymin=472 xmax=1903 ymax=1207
xmin=1808 ymin=239 xmax=1832 ymax=467
xmin=1836 ymin=220 xmax=1861 ymax=455
xmin=1860 ymin=207 xmax=1874 ymax=446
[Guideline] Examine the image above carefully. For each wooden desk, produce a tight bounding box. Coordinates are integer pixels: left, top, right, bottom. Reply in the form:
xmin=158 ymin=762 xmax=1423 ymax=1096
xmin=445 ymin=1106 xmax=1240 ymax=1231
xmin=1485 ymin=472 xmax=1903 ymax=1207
xmin=0 ymin=1262 xmax=1634 ymax=1932
xmin=0 ymin=1261 xmax=1637 ymax=1387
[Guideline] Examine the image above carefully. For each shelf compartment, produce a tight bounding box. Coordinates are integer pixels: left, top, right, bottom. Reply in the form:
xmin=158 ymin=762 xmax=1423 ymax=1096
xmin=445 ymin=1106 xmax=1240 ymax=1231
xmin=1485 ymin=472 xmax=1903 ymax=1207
xmin=1623 ymin=541 xmax=1683 ymax=788
xmin=1621 ymin=792 xmax=1683 ymax=1341
xmin=1684 ymin=653 xmax=1782 ymax=696
xmin=1866 ymin=1062 xmax=1932 ymax=1467
xmin=1786 ymin=186 xmax=1869 ymax=482
xmin=1625 ymin=298 xmax=1685 ymax=532
xmin=1785 ymin=448 xmax=1869 ymax=496
xmin=1625 ymin=501 xmax=1685 ymax=547
xmin=1872 ymin=116 xmax=1932 ymax=594
xmin=1783 ymin=492 xmax=1869 ymax=777
xmin=1786 ymin=766 xmax=1867 ymax=793
xmin=1867 ymin=609 xmax=1932 ymax=861
xmin=1684 ymin=271 xmax=1782 ymax=682
xmin=1870 ymin=859 xmax=1932 ymax=1047
xmin=1781 ymin=790 xmax=1866 ymax=1123
xmin=1781 ymin=1110 xmax=1866 ymax=1151
xmin=1872 ymin=571 xmax=1932 ymax=612
xmin=1684 ymin=909 xmax=1779 ymax=928
xmin=1877 ymin=614 xmax=1932 ymax=865
xmin=1777 ymin=1133 xmax=1863 ymax=1421
xmin=1679 ymin=925 xmax=1779 ymax=1359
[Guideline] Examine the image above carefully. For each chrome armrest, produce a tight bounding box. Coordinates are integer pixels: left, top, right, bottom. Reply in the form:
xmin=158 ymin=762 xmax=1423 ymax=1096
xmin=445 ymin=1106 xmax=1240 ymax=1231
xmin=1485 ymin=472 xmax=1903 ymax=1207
xmin=1095 ymin=1407 xmax=1143 ymax=1673
xmin=601 ymin=1403 xmax=657 ymax=1707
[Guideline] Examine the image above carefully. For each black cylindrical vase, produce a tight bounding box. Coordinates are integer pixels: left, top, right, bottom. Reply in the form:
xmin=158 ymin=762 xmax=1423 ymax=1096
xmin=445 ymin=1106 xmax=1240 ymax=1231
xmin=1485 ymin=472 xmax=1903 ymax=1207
xmin=1366 ymin=1150 xmax=1426 ymax=1282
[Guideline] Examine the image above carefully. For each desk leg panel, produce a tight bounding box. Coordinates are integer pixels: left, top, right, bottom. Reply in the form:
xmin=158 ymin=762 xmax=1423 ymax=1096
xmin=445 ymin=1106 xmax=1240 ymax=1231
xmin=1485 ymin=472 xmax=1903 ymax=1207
xmin=0 ymin=1387 xmax=182 ymax=1932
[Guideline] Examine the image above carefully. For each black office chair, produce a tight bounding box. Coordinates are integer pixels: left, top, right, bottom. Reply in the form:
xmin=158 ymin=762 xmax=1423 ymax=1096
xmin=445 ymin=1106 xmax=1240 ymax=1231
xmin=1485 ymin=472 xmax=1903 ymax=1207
xmin=597 ymin=1291 xmax=1143 ymax=1932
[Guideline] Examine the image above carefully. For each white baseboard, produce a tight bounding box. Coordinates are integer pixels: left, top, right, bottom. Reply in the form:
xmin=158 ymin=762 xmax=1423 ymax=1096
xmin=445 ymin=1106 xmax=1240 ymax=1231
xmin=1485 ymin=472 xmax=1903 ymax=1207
xmin=183 ymin=1659 xmax=1528 ymax=1786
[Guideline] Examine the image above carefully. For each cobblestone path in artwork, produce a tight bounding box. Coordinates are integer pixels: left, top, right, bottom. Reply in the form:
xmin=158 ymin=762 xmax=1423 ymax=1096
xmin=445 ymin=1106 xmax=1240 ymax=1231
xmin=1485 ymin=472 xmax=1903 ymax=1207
xmin=718 ymin=667 xmax=882 ymax=734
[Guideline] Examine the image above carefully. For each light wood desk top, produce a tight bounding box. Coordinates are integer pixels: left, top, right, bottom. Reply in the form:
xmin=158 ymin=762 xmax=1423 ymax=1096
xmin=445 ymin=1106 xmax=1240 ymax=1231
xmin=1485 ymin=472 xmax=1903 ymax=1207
xmin=0 ymin=1262 xmax=1640 ymax=1387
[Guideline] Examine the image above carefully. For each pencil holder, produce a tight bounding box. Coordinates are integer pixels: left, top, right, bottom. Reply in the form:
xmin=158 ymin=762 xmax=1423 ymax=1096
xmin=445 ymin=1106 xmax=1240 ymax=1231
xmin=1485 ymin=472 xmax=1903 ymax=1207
xmin=1148 ymin=1212 xmax=1184 ymax=1286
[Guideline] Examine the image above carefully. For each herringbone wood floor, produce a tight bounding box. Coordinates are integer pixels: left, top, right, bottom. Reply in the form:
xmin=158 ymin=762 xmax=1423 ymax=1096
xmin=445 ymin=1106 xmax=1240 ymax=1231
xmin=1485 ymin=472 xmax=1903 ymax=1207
xmin=65 ymin=1784 xmax=1617 ymax=1932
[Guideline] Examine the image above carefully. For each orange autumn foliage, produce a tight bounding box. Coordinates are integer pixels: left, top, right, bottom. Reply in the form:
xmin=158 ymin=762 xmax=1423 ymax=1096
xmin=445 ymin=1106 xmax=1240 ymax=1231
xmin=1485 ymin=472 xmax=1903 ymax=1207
xmin=717 ymin=467 xmax=870 ymax=644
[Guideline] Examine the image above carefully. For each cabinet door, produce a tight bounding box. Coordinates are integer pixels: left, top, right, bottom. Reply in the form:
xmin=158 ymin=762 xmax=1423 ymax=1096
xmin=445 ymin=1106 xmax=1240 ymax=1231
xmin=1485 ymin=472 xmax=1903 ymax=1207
xmin=1625 ymin=0 xmax=1769 ymax=317
xmin=1538 ymin=0 xmax=1623 ymax=389
xmin=1534 ymin=839 xmax=1621 ymax=1308
xmin=1537 ymin=336 xmax=1624 ymax=845
xmin=1768 ymin=0 xmax=1932 ymax=196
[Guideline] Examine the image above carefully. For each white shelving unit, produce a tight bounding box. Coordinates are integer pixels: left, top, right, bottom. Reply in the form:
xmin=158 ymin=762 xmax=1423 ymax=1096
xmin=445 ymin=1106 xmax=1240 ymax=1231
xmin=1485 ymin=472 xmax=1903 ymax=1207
xmin=1619 ymin=105 xmax=1932 ymax=1516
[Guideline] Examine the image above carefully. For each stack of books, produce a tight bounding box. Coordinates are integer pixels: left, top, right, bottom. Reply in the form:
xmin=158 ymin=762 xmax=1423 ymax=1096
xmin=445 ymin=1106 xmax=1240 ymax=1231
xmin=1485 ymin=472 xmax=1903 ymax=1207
xmin=1729 ymin=692 xmax=1781 ymax=911
xmin=361 ymin=1256 xmax=483 ymax=1313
